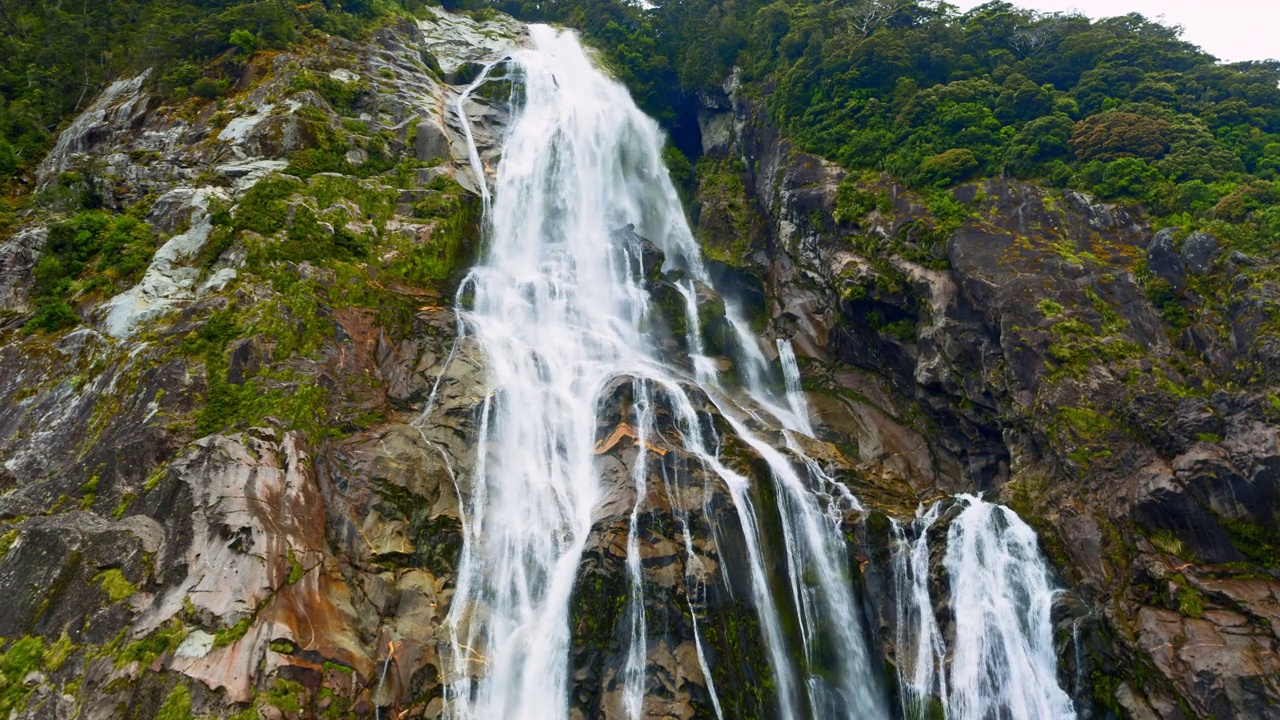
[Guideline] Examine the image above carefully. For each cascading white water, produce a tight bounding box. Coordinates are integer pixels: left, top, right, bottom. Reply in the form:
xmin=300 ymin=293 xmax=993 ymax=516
xmin=441 ymin=26 xmax=677 ymax=719
xmin=944 ymin=496 xmax=1076 ymax=720
xmin=777 ymin=339 xmax=813 ymax=435
xmin=890 ymin=504 xmax=949 ymax=718
xmin=440 ymin=22 xmax=893 ymax=720
xmin=889 ymin=497 xmax=1076 ymax=720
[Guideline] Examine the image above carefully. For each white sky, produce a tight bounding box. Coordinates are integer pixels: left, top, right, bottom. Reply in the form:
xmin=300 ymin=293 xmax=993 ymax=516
xmin=952 ymin=0 xmax=1280 ymax=63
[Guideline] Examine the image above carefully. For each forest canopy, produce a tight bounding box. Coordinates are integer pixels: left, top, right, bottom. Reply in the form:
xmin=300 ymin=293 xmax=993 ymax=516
xmin=3 ymin=0 xmax=1279 ymax=249
xmin=0 ymin=0 xmax=435 ymax=180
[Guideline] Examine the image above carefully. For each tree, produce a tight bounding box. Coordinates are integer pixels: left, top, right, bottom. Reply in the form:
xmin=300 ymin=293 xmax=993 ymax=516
xmin=840 ymin=0 xmax=908 ymax=37
xmin=229 ymin=29 xmax=258 ymax=55
xmin=1003 ymin=114 xmax=1075 ymax=176
xmin=1070 ymin=112 xmax=1171 ymax=161
xmin=920 ymin=148 xmax=979 ymax=185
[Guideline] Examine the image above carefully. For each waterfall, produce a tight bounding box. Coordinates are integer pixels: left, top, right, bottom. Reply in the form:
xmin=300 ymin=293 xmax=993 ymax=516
xmin=890 ymin=497 xmax=1076 ymax=720
xmin=890 ymin=504 xmax=949 ymax=718
xmin=777 ymin=338 xmax=813 ymax=435
xmin=944 ymin=496 xmax=1076 ymax=720
xmin=439 ymin=22 xmax=892 ymax=720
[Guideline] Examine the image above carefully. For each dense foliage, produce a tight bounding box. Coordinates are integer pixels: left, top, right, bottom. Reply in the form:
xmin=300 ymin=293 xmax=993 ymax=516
xmin=458 ymin=0 xmax=1280 ymax=252
xmin=3 ymin=0 xmax=1278 ymax=252
xmin=0 ymin=0 xmax=433 ymax=182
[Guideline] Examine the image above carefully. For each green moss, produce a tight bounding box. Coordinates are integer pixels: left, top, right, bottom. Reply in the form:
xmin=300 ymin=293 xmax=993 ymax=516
xmin=94 ymin=568 xmax=138 ymax=604
xmin=699 ymin=601 xmax=777 ymax=719
xmin=78 ymin=474 xmax=98 ymax=509
xmin=0 ymin=530 xmax=18 ymax=561
xmin=154 ymin=684 xmax=193 ymax=720
xmin=318 ymin=686 xmax=353 ymax=719
xmin=1081 ymin=289 xmax=1123 ymax=334
xmin=116 ymin=619 xmax=188 ymax=667
xmin=1037 ymin=298 xmax=1064 ymax=317
xmin=1175 ymin=582 xmax=1204 ymax=619
xmin=0 ymin=636 xmax=45 ymax=715
xmin=42 ymin=630 xmax=73 ymax=671
xmin=144 ymin=464 xmax=169 ymax=492
xmin=903 ymin=695 xmax=946 ymax=720
xmin=1054 ymin=406 xmax=1114 ymax=441
xmin=1218 ymin=516 xmax=1280 ymax=568
xmin=265 ymin=677 xmax=306 ymax=713
xmin=269 ymin=640 xmax=296 ymax=655
xmin=1090 ymin=671 xmax=1123 ymax=714
xmin=212 ymin=614 xmax=255 ymax=650
xmin=111 ymin=492 xmax=137 ymax=520
xmin=287 ymin=548 xmax=304 ymax=585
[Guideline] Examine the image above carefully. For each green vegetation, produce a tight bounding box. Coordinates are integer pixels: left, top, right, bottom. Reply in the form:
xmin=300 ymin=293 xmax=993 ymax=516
xmin=1218 ymin=515 xmax=1280 ymax=568
xmin=212 ymin=614 xmax=254 ymax=650
xmin=1053 ymin=405 xmax=1113 ymax=440
xmin=1037 ymin=298 xmax=1064 ymax=317
xmin=291 ymin=70 xmax=370 ymax=116
xmin=42 ymin=631 xmax=73 ymax=672
xmin=154 ymin=684 xmax=193 ymax=720
xmin=0 ymin=636 xmax=44 ymax=715
xmin=1147 ymin=529 xmax=1193 ymax=560
xmin=1045 ymin=313 xmax=1144 ymax=381
xmin=24 ymin=208 xmax=158 ymax=334
xmin=1169 ymin=574 xmax=1204 ymax=618
xmin=694 ymin=157 xmax=754 ymax=264
xmin=0 ymin=0 xmax=439 ymax=184
xmin=266 ymin=677 xmax=306 ymax=713
xmin=114 ymin=619 xmax=188 ymax=668
xmin=398 ymin=175 xmax=482 ymax=282
xmin=286 ymin=547 xmax=305 ymax=585
xmin=445 ymin=0 xmax=1280 ymax=257
xmin=0 ymin=530 xmax=18 ymax=561
xmin=172 ymin=158 xmax=482 ymax=438
xmin=834 ymin=174 xmax=892 ymax=224
xmin=94 ymin=568 xmax=138 ymax=604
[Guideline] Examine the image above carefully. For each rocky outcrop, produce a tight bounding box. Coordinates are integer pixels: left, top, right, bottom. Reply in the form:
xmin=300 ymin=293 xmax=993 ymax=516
xmin=697 ymin=84 xmax=1280 ymax=719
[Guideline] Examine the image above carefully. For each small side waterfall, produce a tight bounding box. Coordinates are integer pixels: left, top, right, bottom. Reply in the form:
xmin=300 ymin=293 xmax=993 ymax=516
xmin=945 ymin=496 xmax=1076 ymax=720
xmin=777 ymin=339 xmax=813 ymax=435
xmin=890 ymin=504 xmax=949 ymax=718
xmin=891 ymin=497 xmax=1076 ymax=720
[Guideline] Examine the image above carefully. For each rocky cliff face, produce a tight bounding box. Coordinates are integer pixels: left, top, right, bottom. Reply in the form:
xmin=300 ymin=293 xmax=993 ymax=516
xmin=697 ymin=84 xmax=1280 ymax=719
